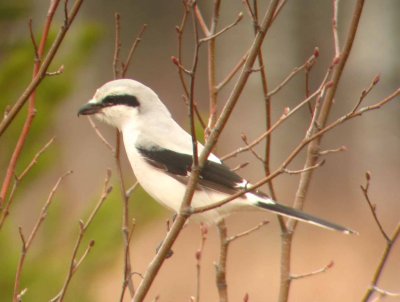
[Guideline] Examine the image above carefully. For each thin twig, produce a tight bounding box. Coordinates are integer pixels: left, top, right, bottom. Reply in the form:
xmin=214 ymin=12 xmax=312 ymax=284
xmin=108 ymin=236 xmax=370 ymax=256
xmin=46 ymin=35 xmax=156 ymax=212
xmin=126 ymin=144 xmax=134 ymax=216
xmin=216 ymin=51 xmax=248 ymax=92
xmin=267 ymin=51 xmax=318 ymax=98
xmin=87 ymin=116 xmax=114 ymax=151
xmin=290 ymin=261 xmax=334 ymax=280
xmin=115 ymin=131 xmax=136 ymax=300
xmin=360 ymin=171 xmax=390 ymax=241
xmin=318 ymin=145 xmax=347 ymax=156
xmin=215 ymin=219 xmax=229 ymax=302
xmin=332 ymin=0 xmax=340 ymax=60
xmin=226 ymin=220 xmax=269 ymax=243
xmin=280 ymin=2 xmax=366 ymax=301
xmin=241 ymin=133 xmax=265 ymax=163
xmin=282 ymin=160 xmax=325 ymax=175
xmin=121 ymin=24 xmax=148 ymax=77
xmin=191 ymin=85 xmax=397 ymax=216
xmin=221 ymin=76 xmax=330 ymax=161
xmin=13 ymin=170 xmax=72 ymax=302
xmin=113 ymin=13 xmax=122 ymax=79
xmin=361 ymin=222 xmax=400 ymax=302
xmin=0 ymin=137 xmax=56 ymax=229
xmin=199 ymin=12 xmax=243 ymax=43
xmin=0 ymin=0 xmax=83 ymax=136
xmin=351 ymin=74 xmax=380 ymax=114
xmin=111 ymin=15 xmax=148 ymax=299
xmin=0 ymin=0 xmax=84 ymax=208
xmin=131 ymin=2 xmax=292 ymax=301
xmin=51 ymin=169 xmax=112 ymax=302
xmin=175 ymin=2 xmax=206 ymax=129
xmin=195 ymin=223 xmax=208 ymax=302
xmin=17 ymin=137 xmax=55 ymax=180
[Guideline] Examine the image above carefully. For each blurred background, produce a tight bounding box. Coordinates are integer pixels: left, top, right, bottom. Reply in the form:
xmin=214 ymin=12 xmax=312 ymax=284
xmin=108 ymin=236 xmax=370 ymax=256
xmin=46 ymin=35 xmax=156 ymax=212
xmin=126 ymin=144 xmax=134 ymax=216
xmin=0 ymin=1 xmax=399 ymax=301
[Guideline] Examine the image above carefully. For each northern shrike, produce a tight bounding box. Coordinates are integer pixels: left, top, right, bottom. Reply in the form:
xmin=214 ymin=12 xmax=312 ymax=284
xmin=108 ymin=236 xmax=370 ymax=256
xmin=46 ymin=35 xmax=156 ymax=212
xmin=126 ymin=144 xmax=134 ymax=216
xmin=78 ymin=79 xmax=355 ymax=234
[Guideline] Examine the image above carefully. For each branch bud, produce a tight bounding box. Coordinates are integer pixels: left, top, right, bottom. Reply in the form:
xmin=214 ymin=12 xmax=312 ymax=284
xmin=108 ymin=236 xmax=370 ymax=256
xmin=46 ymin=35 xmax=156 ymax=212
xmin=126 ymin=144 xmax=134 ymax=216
xmin=171 ymin=56 xmax=179 ymax=66
xmin=373 ymin=74 xmax=380 ymax=85
xmin=313 ymin=47 xmax=320 ymax=58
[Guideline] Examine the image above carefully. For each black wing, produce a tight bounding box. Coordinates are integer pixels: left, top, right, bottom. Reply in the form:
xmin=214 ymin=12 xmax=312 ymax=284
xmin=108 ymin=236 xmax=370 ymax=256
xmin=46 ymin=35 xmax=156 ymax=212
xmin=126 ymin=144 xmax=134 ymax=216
xmin=137 ymin=146 xmax=244 ymax=194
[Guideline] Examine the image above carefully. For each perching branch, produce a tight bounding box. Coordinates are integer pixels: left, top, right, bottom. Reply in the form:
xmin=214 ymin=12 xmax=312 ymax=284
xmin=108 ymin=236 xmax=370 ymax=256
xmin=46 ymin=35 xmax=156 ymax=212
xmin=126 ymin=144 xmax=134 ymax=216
xmin=132 ymin=2 xmax=281 ymax=301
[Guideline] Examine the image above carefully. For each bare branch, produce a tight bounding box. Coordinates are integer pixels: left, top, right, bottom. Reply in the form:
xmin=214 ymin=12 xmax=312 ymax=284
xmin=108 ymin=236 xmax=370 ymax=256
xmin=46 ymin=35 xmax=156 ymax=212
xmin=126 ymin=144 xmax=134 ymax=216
xmin=51 ymin=169 xmax=112 ymax=302
xmin=195 ymin=223 xmax=208 ymax=302
xmin=131 ymin=2 xmax=302 ymax=301
xmin=0 ymin=0 xmax=84 ymax=136
xmin=216 ymin=51 xmax=248 ymax=92
xmin=14 ymin=170 xmax=72 ymax=302
xmin=290 ymin=261 xmax=334 ymax=281
xmin=0 ymin=0 xmax=84 ymax=209
xmin=361 ymin=222 xmax=400 ymax=302
xmin=226 ymin=220 xmax=269 ymax=243
xmin=332 ymin=0 xmax=340 ymax=60
xmin=17 ymin=137 xmax=55 ymax=180
xmin=0 ymin=137 xmax=55 ymax=229
xmin=121 ymin=24 xmax=148 ymax=77
xmin=199 ymin=12 xmax=243 ymax=43
xmin=215 ymin=219 xmax=229 ymax=302
xmin=318 ymin=145 xmax=347 ymax=156
xmin=360 ymin=171 xmax=390 ymax=241
xmin=45 ymin=65 xmax=65 ymax=76
xmin=87 ymin=116 xmax=114 ymax=152
xmin=351 ymin=74 xmax=380 ymax=114
xmin=282 ymin=160 xmax=325 ymax=175
xmin=267 ymin=50 xmax=318 ymax=98
xmin=113 ymin=12 xmax=122 ymax=79
xmin=230 ymin=162 xmax=249 ymax=172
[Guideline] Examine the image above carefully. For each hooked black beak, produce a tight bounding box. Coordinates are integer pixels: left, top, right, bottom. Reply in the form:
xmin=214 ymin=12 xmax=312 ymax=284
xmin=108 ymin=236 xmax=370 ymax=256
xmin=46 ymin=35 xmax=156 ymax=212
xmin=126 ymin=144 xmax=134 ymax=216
xmin=77 ymin=102 xmax=103 ymax=116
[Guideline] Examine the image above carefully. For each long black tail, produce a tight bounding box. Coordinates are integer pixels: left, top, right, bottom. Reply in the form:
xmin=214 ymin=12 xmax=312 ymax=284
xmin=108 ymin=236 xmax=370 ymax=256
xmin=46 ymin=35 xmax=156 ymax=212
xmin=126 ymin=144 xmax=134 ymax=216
xmin=256 ymin=201 xmax=357 ymax=235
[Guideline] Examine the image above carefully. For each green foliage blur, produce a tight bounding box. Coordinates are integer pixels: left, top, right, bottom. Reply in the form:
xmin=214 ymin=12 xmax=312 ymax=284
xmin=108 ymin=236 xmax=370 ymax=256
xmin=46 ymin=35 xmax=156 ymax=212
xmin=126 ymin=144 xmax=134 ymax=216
xmin=0 ymin=2 xmax=163 ymax=301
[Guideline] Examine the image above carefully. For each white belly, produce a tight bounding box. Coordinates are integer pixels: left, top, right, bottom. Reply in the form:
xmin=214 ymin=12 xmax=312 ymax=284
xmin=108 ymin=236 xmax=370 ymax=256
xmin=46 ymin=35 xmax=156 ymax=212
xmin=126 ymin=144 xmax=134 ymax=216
xmin=125 ymin=148 xmax=249 ymax=223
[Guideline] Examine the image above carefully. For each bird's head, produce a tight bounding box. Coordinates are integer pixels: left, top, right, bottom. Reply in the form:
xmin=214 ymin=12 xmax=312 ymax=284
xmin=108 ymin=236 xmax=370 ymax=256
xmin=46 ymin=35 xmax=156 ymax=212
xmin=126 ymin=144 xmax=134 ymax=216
xmin=78 ymin=79 xmax=170 ymax=130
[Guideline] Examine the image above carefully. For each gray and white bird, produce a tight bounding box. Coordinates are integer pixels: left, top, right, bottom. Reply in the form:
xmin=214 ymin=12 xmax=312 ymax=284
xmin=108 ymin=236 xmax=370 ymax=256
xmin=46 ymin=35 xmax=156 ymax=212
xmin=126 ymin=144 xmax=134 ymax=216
xmin=78 ymin=79 xmax=355 ymax=234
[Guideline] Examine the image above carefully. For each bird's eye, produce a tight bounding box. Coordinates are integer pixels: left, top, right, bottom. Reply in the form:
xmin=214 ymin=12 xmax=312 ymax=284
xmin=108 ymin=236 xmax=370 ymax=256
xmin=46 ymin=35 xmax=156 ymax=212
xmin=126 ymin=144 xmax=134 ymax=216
xmin=102 ymin=94 xmax=139 ymax=108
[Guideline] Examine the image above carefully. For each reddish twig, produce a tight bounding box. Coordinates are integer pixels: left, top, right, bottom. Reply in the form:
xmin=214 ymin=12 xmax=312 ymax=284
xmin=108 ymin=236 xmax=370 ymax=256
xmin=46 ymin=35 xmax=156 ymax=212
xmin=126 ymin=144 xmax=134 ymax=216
xmin=0 ymin=0 xmax=84 ymax=207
